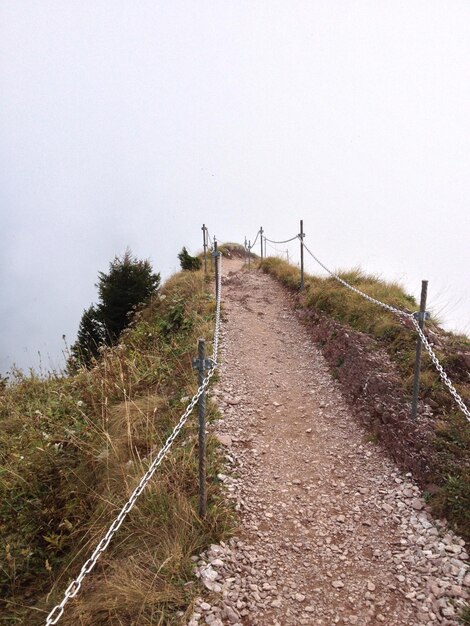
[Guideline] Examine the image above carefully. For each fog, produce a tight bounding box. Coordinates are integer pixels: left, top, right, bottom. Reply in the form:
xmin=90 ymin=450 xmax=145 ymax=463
xmin=1 ymin=1 xmax=469 ymax=375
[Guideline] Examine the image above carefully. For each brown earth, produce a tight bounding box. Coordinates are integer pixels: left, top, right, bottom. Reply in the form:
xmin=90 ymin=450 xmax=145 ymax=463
xmin=189 ymin=260 xmax=468 ymax=626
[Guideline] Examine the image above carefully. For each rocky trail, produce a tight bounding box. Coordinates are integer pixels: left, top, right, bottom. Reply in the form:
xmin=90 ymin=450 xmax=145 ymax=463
xmin=189 ymin=260 xmax=469 ymax=626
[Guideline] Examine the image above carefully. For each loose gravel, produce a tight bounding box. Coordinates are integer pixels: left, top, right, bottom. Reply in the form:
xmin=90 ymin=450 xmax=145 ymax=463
xmin=188 ymin=262 xmax=469 ymax=626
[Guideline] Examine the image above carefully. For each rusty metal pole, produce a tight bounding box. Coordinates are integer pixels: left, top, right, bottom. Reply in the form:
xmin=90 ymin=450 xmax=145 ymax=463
xmin=300 ymin=219 xmax=305 ymax=291
xmin=260 ymin=226 xmax=264 ymax=260
xmin=411 ymin=280 xmax=429 ymax=419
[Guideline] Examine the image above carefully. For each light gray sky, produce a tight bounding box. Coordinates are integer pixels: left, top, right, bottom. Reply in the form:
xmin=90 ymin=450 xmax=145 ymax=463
xmin=1 ymin=1 xmax=469 ymax=375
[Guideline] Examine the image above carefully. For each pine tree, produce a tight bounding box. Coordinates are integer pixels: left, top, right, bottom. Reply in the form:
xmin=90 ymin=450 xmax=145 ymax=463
xmin=178 ymin=246 xmax=202 ymax=271
xmin=71 ymin=249 xmax=160 ymax=368
xmin=70 ymin=305 xmax=104 ymax=368
xmin=96 ymin=250 xmax=160 ymax=343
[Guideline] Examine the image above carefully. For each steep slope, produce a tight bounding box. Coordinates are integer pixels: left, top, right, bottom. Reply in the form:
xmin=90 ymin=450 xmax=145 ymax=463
xmin=0 ymin=269 xmax=233 ymax=625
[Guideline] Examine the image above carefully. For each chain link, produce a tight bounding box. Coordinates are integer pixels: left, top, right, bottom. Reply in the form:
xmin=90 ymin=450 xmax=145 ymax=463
xmin=249 ymin=230 xmax=260 ymax=249
xmin=302 ymin=241 xmax=470 ymax=421
xmin=45 ymin=257 xmax=223 ymax=625
xmin=410 ymin=317 xmax=470 ymax=421
xmin=206 ymin=229 xmax=214 ymax=248
xmin=264 ymin=234 xmax=300 ymax=245
xmin=302 ymin=242 xmax=412 ymax=319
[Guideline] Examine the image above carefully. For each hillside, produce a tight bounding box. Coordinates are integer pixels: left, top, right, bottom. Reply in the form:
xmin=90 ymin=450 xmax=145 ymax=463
xmin=0 ymin=267 xmax=233 ymax=625
xmin=1 ymin=248 xmax=469 ymax=625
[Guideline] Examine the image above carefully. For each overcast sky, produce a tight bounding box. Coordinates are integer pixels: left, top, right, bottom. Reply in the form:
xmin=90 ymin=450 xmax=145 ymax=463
xmin=1 ymin=1 xmax=469 ymax=375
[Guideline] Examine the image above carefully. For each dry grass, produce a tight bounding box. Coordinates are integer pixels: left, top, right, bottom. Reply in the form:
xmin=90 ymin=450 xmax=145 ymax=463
xmin=0 ymin=268 xmax=234 ymax=625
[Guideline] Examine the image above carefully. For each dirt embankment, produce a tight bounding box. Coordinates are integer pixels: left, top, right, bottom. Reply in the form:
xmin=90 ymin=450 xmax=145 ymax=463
xmin=296 ymin=306 xmax=438 ymax=481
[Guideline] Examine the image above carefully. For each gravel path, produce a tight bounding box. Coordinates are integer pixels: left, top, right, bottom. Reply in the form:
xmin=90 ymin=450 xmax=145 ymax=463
xmin=189 ymin=261 xmax=469 ymax=626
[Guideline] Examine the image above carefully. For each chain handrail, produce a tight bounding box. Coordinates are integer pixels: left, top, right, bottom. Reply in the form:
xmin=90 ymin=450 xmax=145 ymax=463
xmin=264 ymin=234 xmax=300 ymax=245
xmin=302 ymin=242 xmax=470 ymax=422
xmin=44 ymin=256 xmax=223 ymax=625
xmin=249 ymin=230 xmax=260 ymax=249
xmin=410 ymin=317 xmax=470 ymax=420
xmin=302 ymin=241 xmax=412 ymax=319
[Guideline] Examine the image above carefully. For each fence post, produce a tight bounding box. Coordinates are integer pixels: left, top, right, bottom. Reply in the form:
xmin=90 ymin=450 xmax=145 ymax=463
xmin=300 ymin=219 xmax=305 ymax=291
xmin=193 ymin=339 xmax=207 ymax=518
xmin=248 ymin=240 xmax=251 ymax=271
xmin=202 ymin=224 xmax=207 ymax=273
xmin=411 ymin=280 xmax=429 ymax=419
xmin=260 ymin=227 xmax=264 ymax=260
xmin=210 ymin=235 xmax=215 ymax=272
xmin=213 ymin=240 xmax=219 ymax=301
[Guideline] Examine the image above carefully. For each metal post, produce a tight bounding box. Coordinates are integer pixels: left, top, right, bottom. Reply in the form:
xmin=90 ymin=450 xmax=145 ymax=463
xmin=195 ymin=339 xmax=207 ymax=518
xmin=260 ymin=227 xmax=264 ymax=260
xmin=213 ymin=240 xmax=219 ymax=302
xmin=248 ymin=240 xmax=251 ymax=271
xmin=202 ymin=224 xmax=207 ymax=274
xmin=300 ymin=219 xmax=305 ymax=291
xmin=411 ymin=280 xmax=429 ymax=419
xmin=210 ymin=235 xmax=215 ymax=272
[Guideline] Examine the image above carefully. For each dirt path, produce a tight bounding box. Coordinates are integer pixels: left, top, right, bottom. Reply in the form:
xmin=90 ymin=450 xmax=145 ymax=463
xmin=190 ymin=260 xmax=468 ymax=626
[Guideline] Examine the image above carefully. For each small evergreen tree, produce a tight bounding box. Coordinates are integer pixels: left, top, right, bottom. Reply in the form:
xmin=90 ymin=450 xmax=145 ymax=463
xmin=71 ymin=249 xmax=160 ymax=368
xmin=96 ymin=250 xmax=160 ymax=343
xmin=178 ymin=246 xmax=202 ymax=271
xmin=70 ymin=305 xmax=104 ymax=368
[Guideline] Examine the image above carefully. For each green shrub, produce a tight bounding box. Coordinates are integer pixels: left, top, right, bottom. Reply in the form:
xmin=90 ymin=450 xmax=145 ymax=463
xmin=178 ymin=247 xmax=202 ymax=271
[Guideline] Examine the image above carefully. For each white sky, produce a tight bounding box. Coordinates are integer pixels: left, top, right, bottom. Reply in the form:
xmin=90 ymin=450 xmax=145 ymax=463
xmin=1 ymin=1 xmax=469 ymax=374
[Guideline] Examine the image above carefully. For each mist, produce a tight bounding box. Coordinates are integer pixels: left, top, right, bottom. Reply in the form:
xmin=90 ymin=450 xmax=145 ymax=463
xmin=1 ymin=1 xmax=469 ymax=375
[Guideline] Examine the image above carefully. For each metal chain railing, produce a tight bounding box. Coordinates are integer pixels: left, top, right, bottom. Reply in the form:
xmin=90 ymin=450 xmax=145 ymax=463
xmin=302 ymin=241 xmax=412 ymax=319
xmin=410 ymin=316 xmax=470 ymax=420
xmin=264 ymin=233 xmax=300 ymax=245
xmin=264 ymin=240 xmax=290 ymax=258
xmin=302 ymin=241 xmax=470 ymax=422
xmin=249 ymin=229 xmax=260 ymax=249
xmin=45 ymin=256 xmax=223 ymax=625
